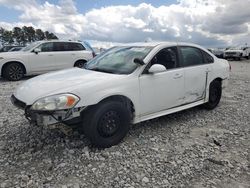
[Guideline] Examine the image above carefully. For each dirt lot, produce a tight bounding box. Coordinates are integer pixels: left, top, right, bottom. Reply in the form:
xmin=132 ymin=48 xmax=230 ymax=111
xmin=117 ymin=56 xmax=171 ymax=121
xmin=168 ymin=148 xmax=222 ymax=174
xmin=0 ymin=60 xmax=249 ymax=188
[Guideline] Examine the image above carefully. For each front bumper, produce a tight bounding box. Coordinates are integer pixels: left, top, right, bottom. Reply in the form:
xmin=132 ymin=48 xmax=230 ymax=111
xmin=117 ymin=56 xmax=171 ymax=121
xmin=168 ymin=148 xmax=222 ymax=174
xmin=11 ymin=95 xmax=83 ymax=126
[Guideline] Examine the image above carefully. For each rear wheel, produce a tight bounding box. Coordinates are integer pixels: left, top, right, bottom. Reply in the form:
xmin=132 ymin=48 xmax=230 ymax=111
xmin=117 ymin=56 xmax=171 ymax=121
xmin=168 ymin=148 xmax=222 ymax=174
xmin=74 ymin=60 xmax=87 ymax=68
xmin=203 ymin=80 xmax=222 ymax=110
xmin=83 ymin=101 xmax=130 ymax=148
xmin=4 ymin=62 xmax=24 ymax=81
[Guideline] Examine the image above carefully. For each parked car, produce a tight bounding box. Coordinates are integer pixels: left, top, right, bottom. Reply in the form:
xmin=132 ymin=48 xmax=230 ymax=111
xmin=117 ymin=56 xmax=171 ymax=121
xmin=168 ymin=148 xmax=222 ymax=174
xmin=0 ymin=45 xmax=24 ymax=53
xmin=224 ymin=46 xmax=250 ymax=60
xmin=8 ymin=46 xmax=24 ymax=52
xmin=207 ymin=48 xmax=225 ymax=58
xmin=0 ymin=40 xmax=94 ymax=81
xmin=11 ymin=42 xmax=230 ymax=148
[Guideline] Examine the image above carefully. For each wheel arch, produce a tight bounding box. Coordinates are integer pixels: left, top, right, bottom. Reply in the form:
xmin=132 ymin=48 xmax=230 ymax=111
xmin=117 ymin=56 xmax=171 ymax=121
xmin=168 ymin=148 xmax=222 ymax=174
xmin=97 ymin=95 xmax=136 ymax=121
xmin=74 ymin=59 xmax=87 ymax=66
xmin=210 ymin=77 xmax=222 ymax=85
xmin=1 ymin=61 xmax=27 ymax=76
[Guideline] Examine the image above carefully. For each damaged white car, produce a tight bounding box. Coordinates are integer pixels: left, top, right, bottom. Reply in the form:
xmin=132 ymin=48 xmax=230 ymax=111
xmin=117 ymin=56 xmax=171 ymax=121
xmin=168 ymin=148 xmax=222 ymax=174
xmin=11 ymin=42 xmax=230 ymax=148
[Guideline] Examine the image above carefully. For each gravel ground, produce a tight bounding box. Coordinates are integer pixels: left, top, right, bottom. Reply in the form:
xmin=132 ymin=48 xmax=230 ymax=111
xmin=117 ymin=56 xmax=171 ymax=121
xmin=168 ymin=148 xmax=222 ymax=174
xmin=0 ymin=60 xmax=249 ymax=188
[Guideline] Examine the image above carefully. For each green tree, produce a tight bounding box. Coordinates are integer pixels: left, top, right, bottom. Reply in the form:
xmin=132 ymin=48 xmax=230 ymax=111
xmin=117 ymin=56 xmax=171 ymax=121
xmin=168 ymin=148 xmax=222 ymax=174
xmin=26 ymin=26 xmax=36 ymax=42
xmin=12 ymin=27 xmax=23 ymax=45
xmin=1 ymin=26 xmax=58 ymax=45
xmin=0 ymin=27 xmax=5 ymax=44
xmin=2 ymin=30 xmax=14 ymax=44
xmin=35 ymin=29 xmax=45 ymax=40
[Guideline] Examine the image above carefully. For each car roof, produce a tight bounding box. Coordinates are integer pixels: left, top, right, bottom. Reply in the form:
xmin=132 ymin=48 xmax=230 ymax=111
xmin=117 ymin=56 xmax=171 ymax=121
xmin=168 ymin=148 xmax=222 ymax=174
xmin=117 ymin=41 xmax=205 ymax=49
xmin=38 ymin=40 xmax=82 ymax=44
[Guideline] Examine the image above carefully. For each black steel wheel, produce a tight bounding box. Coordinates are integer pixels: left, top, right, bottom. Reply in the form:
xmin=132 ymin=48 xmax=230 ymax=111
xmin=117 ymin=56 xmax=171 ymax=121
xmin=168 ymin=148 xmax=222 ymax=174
xmin=4 ymin=62 xmax=24 ymax=81
xmin=203 ymin=80 xmax=222 ymax=110
xmin=83 ymin=101 xmax=130 ymax=148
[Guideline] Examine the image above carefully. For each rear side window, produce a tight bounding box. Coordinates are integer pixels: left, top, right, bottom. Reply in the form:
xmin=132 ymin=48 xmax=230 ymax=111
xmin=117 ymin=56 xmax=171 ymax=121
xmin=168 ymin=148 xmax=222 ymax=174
xmin=202 ymin=50 xmax=214 ymax=63
xmin=69 ymin=43 xmax=85 ymax=51
xmin=54 ymin=42 xmax=65 ymax=51
xmin=179 ymin=46 xmax=203 ymax=67
xmin=53 ymin=42 xmax=85 ymax=51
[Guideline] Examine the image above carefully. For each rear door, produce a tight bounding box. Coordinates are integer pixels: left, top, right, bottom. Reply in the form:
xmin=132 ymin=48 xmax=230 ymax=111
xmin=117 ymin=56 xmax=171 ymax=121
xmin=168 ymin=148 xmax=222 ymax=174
xmin=53 ymin=42 xmax=88 ymax=70
xmin=179 ymin=46 xmax=213 ymax=104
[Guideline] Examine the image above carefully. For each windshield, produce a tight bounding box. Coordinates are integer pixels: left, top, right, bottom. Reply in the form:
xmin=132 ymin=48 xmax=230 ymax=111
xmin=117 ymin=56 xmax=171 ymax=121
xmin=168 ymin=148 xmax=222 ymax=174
xmin=85 ymin=46 xmax=152 ymax=74
xmin=22 ymin=41 xmax=42 ymax=52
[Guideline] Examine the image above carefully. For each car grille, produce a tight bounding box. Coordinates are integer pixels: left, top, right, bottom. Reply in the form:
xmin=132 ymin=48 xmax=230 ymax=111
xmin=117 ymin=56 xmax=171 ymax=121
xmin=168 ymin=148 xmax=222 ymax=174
xmin=11 ymin=95 xmax=26 ymax=109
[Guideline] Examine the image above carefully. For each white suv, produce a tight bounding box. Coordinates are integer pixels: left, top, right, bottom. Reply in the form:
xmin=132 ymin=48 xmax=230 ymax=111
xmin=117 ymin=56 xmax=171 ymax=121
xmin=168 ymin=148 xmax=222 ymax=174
xmin=0 ymin=40 xmax=94 ymax=81
xmin=11 ymin=42 xmax=230 ymax=148
xmin=224 ymin=46 xmax=250 ymax=60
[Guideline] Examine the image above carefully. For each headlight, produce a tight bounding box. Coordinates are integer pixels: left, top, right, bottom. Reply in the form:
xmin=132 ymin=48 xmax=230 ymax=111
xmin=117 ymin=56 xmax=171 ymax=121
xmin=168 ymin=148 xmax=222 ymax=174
xmin=31 ymin=94 xmax=80 ymax=111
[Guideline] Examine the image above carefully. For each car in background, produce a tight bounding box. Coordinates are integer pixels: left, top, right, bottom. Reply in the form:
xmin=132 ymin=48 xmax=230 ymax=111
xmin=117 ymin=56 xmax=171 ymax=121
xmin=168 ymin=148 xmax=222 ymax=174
xmin=207 ymin=48 xmax=225 ymax=58
xmin=11 ymin=42 xmax=230 ymax=148
xmin=224 ymin=46 xmax=250 ymax=60
xmin=0 ymin=45 xmax=24 ymax=53
xmin=0 ymin=40 xmax=94 ymax=81
xmin=8 ymin=46 xmax=24 ymax=52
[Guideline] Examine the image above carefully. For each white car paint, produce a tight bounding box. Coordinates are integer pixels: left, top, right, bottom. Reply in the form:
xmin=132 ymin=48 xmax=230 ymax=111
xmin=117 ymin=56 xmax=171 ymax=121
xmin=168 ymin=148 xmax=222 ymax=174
xmin=12 ymin=42 xmax=230 ymax=126
xmin=0 ymin=40 xmax=94 ymax=77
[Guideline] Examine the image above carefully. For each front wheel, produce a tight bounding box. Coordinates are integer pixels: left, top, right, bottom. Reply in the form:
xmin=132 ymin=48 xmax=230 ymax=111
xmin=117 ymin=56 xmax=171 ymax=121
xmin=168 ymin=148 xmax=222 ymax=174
xmin=83 ymin=101 xmax=130 ymax=148
xmin=4 ymin=63 xmax=24 ymax=81
xmin=203 ymin=80 xmax=222 ymax=110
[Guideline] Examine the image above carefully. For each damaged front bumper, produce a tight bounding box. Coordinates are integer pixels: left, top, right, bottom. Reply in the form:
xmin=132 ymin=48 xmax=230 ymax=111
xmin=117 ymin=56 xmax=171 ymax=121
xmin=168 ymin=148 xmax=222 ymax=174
xmin=11 ymin=95 xmax=84 ymax=127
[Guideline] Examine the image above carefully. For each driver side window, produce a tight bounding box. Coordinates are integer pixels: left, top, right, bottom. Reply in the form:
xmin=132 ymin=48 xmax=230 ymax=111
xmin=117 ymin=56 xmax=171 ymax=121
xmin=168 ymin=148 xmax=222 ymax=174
xmin=37 ymin=42 xmax=54 ymax=52
xmin=144 ymin=47 xmax=178 ymax=73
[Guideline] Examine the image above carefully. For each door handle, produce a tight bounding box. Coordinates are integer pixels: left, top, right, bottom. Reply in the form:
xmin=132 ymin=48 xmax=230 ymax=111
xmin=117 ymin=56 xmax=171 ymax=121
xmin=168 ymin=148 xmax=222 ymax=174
xmin=71 ymin=54 xmax=76 ymax=55
xmin=48 ymin=54 xmax=53 ymax=56
xmin=173 ymin=73 xmax=183 ymax=79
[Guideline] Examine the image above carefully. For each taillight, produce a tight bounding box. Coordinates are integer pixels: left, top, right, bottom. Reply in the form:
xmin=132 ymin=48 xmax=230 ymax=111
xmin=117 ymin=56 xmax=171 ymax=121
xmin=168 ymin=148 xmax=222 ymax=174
xmin=229 ymin=63 xmax=231 ymax=71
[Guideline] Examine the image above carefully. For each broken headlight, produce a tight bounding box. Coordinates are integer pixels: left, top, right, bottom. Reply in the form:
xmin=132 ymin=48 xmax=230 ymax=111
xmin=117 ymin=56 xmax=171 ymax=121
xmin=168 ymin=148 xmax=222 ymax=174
xmin=31 ymin=94 xmax=80 ymax=111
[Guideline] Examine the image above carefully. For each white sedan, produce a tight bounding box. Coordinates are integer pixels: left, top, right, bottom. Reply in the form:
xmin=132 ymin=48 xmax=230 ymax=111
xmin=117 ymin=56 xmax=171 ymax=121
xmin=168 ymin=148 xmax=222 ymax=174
xmin=11 ymin=42 xmax=230 ymax=148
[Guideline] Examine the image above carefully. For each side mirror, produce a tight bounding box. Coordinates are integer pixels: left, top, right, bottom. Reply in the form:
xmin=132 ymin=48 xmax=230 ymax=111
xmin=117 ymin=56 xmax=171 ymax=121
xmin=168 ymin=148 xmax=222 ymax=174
xmin=148 ymin=64 xmax=166 ymax=74
xmin=34 ymin=48 xmax=41 ymax=54
xmin=133 ymin=58 xmax=145 ymax=65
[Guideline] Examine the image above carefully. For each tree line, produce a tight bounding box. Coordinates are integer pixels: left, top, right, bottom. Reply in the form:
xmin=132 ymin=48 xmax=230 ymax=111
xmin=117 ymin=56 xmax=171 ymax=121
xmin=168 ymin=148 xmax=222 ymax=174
xmin=0 ymin=26 xmax=58 ymax=46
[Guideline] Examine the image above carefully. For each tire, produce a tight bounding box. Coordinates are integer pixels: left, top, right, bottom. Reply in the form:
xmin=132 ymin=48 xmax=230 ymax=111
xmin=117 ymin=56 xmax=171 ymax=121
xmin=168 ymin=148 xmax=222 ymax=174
xmin=74 ymin=60 xmax=87 ymax=68
xmin=203 ymin=80 xmax=222 ymax=110
xmin=4 ymin=62 xmax=24 ymax=81
xmin=83 ymin=101 xmax=130 ymax=148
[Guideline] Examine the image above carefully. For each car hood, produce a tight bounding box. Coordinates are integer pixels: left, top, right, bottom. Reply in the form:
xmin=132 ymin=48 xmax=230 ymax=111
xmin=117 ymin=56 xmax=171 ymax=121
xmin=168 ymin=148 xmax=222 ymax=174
xmin=14 ymin=68 xmax=127 ymax=105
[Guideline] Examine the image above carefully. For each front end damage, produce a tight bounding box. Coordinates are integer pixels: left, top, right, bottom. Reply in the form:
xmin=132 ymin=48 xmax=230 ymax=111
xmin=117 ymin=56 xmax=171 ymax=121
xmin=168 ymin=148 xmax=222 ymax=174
xmin=11 ymin=95 xmax=85 ymax=134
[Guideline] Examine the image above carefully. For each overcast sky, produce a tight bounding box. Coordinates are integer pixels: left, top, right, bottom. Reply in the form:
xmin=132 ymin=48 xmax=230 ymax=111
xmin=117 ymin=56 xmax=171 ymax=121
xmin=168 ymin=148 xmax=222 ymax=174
xmin=0 ymin=0 xmax=250 ymax=47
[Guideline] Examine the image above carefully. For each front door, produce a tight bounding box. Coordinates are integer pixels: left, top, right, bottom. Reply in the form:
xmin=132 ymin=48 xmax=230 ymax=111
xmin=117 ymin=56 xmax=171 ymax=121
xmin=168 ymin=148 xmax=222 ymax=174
xmin=139 ymin=47 xmax=185 ymax=116
xmin=28 ymin=42 xmax=55 ymax=73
